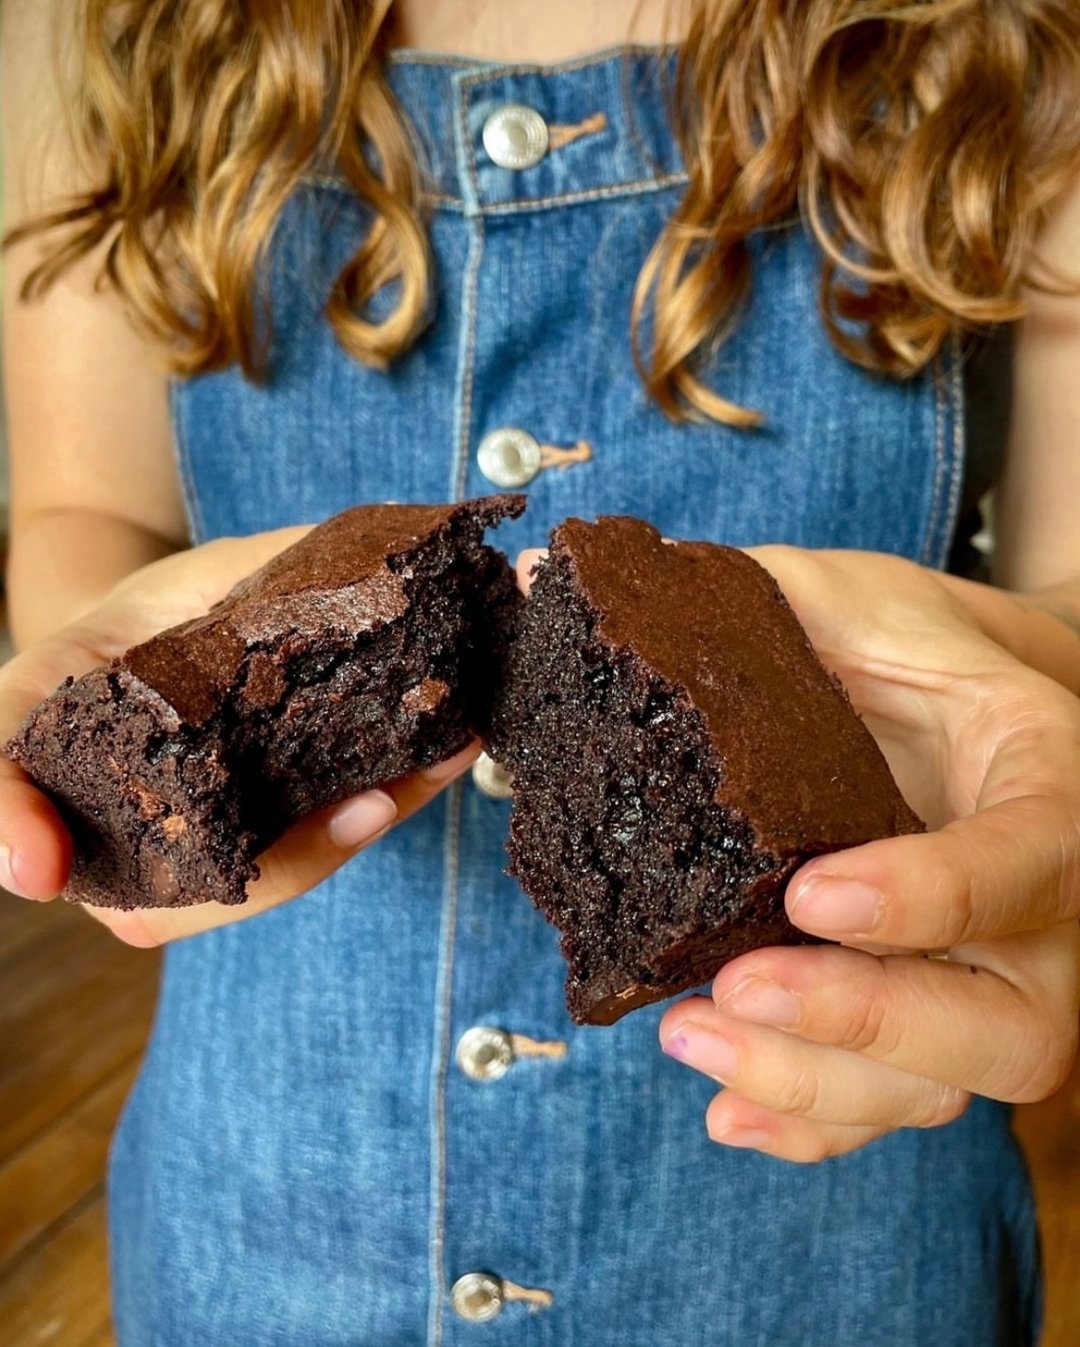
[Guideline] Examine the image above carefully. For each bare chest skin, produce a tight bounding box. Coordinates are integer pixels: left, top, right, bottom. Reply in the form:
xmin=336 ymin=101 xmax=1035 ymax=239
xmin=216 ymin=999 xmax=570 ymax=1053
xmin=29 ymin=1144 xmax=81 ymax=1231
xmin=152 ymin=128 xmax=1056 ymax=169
xmin=390 ymin=0 xmax=688 ymax=62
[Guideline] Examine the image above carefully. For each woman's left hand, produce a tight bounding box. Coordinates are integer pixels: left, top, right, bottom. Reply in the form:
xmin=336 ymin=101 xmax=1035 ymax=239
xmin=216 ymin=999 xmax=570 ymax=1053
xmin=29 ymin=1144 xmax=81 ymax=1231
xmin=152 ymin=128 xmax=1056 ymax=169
xmin=657 ymin=546 xmax=1080 ymax=1162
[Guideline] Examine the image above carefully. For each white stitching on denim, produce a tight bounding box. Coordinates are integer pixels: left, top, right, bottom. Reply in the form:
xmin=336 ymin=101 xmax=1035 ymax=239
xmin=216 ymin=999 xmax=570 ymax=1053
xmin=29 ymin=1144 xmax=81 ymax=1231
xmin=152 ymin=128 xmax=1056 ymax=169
xmin=405 ymin=174 xmax=690 ymax=216
xmin=385 ymin=42 xmax=679 ymax=74
xmin=302 ymin=175 xmax=687 ymax=214
xmin=479 ymin=174 xmax=689 ymax=214
xmin=452 ymin=42 xmax=680 ymax=84
xmin=450 ymin=78 xmax=486 ymax=501
xmin=301 ymin=172 xmax=688 ymax=214
xmin=425 ymin=82 xmax=484 ymax=1345
xmin=450 ymin=220 xmax=484 ymax=502
xmin=385 ymin=51 xmax=498 ymax=70
xmin=168 ymin=383 xmax=208 ymax=544
xmin=922 ymin=353 xmax=948 ymax=567
xmin=939 ymin=328 xmax=967 ymax=570
xmin=454 ymin=67 xmax=482 ymax=219
xmin=427 ymin=782 xmax=464 ymax=1347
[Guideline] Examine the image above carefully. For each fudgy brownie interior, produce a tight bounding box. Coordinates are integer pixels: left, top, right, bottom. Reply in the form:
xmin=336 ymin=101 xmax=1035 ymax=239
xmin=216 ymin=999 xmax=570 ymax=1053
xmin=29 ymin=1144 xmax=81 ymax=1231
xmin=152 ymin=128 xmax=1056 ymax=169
xmin=9 ymin=496 xmax=523 ymax=910
xmin=488 ymin=517 xmax=923 ymax=1025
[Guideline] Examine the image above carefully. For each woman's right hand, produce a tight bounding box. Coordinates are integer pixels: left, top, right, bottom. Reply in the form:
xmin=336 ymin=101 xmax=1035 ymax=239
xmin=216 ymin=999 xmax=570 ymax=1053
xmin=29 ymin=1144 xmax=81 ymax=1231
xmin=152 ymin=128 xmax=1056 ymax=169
xmin=0 ymin=529 xmax=480 ymax=945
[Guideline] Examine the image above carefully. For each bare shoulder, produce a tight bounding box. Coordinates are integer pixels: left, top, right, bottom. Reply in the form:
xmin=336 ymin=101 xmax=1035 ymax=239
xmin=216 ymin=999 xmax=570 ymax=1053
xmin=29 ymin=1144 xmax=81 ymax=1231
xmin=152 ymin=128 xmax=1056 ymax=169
xmin=2 ymin=0 xmax=80 ymax=225
xmin=2 ymin=0 xmax=188 ymax=555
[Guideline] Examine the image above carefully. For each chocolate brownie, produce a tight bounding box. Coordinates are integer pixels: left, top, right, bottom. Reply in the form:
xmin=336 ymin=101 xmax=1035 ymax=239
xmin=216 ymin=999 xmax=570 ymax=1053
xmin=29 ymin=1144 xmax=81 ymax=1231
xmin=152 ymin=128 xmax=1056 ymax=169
xmin=8 ymin=496 xmax=524 ymax=910
xmin=487 ymin=516 xmax=923 ymax=1025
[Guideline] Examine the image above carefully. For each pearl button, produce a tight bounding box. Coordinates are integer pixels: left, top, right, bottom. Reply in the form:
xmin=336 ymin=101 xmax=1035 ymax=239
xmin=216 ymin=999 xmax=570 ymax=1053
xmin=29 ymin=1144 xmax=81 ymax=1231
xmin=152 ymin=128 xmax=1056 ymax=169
xmin=471 ymin=751 xmax=515 ymax=800
xmin=450 ymin=1272 xmax=505 ymax=1323
xmin=476 ymin=427 xmax=542 ymax=488
xmin=481 ymin=105 xmax=549 ymax=170
xmin=456 ymin=1026 xmax=514 ymax=1082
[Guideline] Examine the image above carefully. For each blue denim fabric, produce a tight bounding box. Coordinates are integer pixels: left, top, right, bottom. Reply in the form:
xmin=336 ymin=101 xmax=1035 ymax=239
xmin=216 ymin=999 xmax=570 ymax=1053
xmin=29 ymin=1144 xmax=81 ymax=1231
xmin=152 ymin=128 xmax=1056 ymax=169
xmin=109 ymin=48 xmax=1040 ymax=1346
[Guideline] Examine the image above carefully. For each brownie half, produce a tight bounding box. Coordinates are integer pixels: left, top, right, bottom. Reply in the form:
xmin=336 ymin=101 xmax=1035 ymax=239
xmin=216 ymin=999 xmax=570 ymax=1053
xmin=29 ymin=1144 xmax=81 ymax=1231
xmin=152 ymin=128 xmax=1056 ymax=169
xmin=487 ymin=516 xmax=923 ymax=1026
xmin=8 ymin=496 xmax=524 ymax=910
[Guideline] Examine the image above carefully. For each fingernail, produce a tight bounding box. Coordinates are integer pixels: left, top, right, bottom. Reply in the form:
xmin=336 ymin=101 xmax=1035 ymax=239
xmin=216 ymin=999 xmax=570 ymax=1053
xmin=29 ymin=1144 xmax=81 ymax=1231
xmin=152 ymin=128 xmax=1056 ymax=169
xmin=719 ymin=977 xmax=801 ymax=1027
xmin=327 ymin=791 xmax=398 ymax=849
xmin=790 ymin=874 xmax=884 ymax=936
xmin=0 ymin=843 xmax=32 ymax=900
xmin=661 ymin=1025 xmax=738 ymax=1082
xmin=713 ymin=1126 xmax=773 ymax=1151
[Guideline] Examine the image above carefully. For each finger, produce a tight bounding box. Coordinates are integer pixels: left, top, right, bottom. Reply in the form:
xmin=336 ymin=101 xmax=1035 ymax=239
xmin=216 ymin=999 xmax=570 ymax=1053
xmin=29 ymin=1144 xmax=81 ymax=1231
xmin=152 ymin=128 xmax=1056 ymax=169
xmin=0 ymin=640 xmax=111 ymax=900
xmin=91 ymin=741 xmax=482 ymax=945
xmin=0 ymin=527 xmax=314 ymax=904
xmin=0 ymin=780 xmax=72 ymax=899
xmin=786 ymin=681 xmax=1080 ymax=947
xmin=514 ymin=548 xmax=547 ymax=594
xmin=712 ymin=932 xmax=1080 ymax=1104
xmin=381 ymin=739 xmax=482 ymax=819
xmin=705 ymin=1090 xmax=886 ymax=1163
xmin=91 ymin=787 xmax=400 ymax=946
xmin=254 ymin=741 xmax=479 ymax=906
xmin=659 ymin=996 xmax=969 ymax=1128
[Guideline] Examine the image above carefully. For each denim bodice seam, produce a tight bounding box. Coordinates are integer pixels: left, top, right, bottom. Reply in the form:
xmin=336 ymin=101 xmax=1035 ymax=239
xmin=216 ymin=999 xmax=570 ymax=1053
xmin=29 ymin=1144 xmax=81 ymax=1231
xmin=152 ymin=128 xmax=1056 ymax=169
xmin=169 ymin=384 xmax=209 ymax=544
xmin=427 ymin=781 xmax=465 ymax=1347
xmin=384 ymin=42 xmax=681 ymax=75
xmin=922 ymin=333 xmax=966 ymax=568
xmin=300 ymin=172 xmax=692 ymax=217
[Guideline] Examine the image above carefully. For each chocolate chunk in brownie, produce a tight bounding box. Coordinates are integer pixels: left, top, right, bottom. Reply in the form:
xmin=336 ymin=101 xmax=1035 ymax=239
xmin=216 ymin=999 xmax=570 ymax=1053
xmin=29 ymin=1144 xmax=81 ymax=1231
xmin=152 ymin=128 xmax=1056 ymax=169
xmin=487 ymin=516 xmax=923 ymax=1026
xmin=8 ymin=496 xmax=524 ymax=910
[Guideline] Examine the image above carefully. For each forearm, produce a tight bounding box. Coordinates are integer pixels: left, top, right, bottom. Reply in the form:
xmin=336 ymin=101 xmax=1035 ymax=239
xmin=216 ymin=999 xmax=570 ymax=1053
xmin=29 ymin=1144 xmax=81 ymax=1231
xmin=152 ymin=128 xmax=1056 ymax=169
xmin=7 ymin=508 xmax=182 ymax=649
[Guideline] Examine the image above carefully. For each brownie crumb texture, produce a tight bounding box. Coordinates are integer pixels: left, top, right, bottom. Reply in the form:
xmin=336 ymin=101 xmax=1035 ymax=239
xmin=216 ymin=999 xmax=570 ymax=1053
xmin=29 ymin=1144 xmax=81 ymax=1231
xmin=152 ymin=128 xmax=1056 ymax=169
xmin=7 ymin=496 xmax=524 ymax=910
xmin=488 ymin=516 xmax=923 ymax=1026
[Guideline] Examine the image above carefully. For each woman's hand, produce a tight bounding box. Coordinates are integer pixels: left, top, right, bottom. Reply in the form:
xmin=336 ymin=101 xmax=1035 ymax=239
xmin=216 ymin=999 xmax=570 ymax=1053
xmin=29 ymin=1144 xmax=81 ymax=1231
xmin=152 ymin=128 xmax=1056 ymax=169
xmin=0 ymin=530 xmax=479 ymax=945
xmin=656 ymin=547 xmax=1080 ymax=1161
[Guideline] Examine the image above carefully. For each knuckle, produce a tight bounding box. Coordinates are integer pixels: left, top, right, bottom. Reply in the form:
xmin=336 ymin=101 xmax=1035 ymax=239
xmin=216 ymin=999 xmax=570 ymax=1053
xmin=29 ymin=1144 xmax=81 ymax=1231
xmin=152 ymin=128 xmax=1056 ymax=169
xmin=771 ymin=1063 xmax=822 ymax=1118
xmin=933 ymin=847 xmax=977 ymax=946
xmin=912 ymin=1085 xmax=970 ymax=1129
xmin=836 ymin=974 xmax=895 ymax=1055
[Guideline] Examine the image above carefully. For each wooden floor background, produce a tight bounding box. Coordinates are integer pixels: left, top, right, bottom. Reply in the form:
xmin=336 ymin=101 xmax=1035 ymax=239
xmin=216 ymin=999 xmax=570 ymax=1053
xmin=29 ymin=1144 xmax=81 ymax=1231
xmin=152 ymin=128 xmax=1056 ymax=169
xmin=0 ymin=893 xmax=1076 ymax=1346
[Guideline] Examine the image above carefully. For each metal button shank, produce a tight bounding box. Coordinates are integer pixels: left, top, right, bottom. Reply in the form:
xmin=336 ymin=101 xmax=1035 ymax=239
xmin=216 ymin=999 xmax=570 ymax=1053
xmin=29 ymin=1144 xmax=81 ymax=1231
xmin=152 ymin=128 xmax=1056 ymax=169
xmin=471 ymin=751 xmax=514 ymax=801
xmin=456 ymin=1026 xmax=514 ymax=1082
xmin=482 ymin=105 xmax=549 ymax=170
xmin=477 ymin=427 xmax=541 ymax=488
xmin=451 ymin=1272 xmax=505 ymax=1322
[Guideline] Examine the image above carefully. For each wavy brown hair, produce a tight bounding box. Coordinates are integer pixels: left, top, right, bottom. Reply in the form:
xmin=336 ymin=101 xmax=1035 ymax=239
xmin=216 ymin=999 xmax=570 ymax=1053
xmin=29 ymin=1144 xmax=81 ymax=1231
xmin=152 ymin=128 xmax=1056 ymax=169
xmin=8 ymin=0 xmax=1080 ymax=426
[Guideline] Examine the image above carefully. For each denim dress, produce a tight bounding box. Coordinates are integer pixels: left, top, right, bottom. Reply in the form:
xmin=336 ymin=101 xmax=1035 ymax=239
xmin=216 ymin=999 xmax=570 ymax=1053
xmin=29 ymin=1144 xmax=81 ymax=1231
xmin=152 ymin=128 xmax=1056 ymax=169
xmin=108 ymin=49 xmax=1040 ymax=1347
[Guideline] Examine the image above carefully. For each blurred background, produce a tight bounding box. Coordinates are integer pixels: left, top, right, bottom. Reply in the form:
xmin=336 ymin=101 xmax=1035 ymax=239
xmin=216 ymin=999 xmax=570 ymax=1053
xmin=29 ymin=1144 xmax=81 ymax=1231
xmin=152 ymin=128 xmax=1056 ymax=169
xmin=0 ymin=80 xmax=1076 ymax=1347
